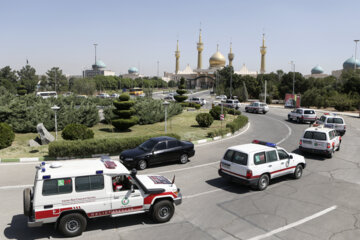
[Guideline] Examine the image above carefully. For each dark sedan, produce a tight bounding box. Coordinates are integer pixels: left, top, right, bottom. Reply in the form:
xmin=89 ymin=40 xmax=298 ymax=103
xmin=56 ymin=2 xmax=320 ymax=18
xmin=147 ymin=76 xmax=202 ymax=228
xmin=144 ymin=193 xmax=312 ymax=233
xmin=119 ymin=136 xmax=195 ymax=170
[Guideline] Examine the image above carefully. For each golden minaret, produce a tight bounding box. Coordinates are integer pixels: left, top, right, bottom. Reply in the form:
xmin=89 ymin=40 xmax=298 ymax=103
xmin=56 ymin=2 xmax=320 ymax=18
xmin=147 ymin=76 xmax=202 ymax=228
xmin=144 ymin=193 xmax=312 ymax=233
xmin=197 ymin=29 xmax=204 ymax=69
xmin=228 ymin=42 xmax=234 ymax=67
xmin=260 ymin=33 xmax=267 ymax=74
xmin=175 ymin=40 xmax=180 ymax=74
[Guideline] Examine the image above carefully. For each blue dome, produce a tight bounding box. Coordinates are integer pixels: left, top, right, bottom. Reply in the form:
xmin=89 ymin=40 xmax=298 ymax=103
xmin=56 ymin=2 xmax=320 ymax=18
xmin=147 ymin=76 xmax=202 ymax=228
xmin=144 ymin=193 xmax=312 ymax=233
xmin=343 ymin=57 xmax=360 ymax=70
xmin=95 ymin=60 xmax=106 ymax=68
xmin=128 ymin=67 xmax=139 ymax=74
xmin=311 ymin=65 xmax=324 ymax=74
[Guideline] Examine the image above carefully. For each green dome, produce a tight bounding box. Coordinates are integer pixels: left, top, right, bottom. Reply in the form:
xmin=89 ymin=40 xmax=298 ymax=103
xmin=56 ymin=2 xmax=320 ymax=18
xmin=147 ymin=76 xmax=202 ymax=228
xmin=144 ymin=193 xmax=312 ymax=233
xmin=128 ymin=67 xmax=138 ymax=74
xmin=311 ymin=65 xmax=324 ymax=74
xmin=95 ymin=60 xmax=106 ymax=68
xmin=343 ymin=57 xmax=360 ymax=70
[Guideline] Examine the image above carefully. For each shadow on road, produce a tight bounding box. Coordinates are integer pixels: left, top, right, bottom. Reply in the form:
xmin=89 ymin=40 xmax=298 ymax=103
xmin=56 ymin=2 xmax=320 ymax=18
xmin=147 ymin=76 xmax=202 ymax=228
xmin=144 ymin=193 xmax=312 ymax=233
xmin=291 ymin=148 xmax=327 ymax=161
xmin=4 ymin=213 xmax=156 ymax=239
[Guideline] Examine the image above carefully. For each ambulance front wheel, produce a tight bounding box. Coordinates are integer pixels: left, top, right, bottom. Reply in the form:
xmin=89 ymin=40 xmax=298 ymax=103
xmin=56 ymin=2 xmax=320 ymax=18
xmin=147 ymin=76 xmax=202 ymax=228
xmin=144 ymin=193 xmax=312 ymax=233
xmin=58 ymin=213 xmax=87 ymax=237
xmin=151 ymin=200 xmax=174 ymax=223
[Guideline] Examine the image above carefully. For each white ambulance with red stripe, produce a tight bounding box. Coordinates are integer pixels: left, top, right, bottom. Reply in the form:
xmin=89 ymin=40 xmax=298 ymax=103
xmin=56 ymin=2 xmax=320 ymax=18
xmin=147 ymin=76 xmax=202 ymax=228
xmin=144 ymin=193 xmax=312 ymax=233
xmin=23 ymin=157 xmax=182 ymax=237
xmin=219 ymin=140 xmax=306 ymax=190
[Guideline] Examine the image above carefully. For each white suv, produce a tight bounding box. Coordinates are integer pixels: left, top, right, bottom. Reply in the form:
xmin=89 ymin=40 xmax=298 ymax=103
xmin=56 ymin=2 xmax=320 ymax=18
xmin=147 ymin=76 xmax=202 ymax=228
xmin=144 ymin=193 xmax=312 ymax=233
xmin=299 ymin=125 xmax=341 ymax=158
xmin=316 ymin=113 xmax=346 ymax=136
xmin=218 ymin=140 xmax=306 ymax=191
xmin=288 ymin=108 xmax=317 ymax=123
xmin=24 ymin=158 xmax=182 ymax=237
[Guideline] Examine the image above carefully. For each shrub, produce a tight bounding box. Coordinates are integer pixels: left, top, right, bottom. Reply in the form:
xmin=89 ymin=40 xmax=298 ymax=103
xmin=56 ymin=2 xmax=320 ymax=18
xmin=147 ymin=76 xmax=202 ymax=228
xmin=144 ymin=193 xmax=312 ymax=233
xmin=196 ymin=113 xmax=214 ymax=127
xmin=180 ymin=102 xmax=200 ymax=109
xmin=226 ymin=115 xmax=249 ymax=134
xmin=226 ymin=108 xmax=241 ymax=115
xmin=112 ymin=93 xmax=138 ymax=131
xmin=48 ymin=133 xmax=181 ymax=158
xmin=61 ymin=123 xmax=94 ymax=140
xmin=0 ymin=122 xmax=15 ymax=149
xmin=210 ymin=106 xmax=227 ymax=120
xmin=174 ymin=95 xmax=188 ymax=102
xmin=175 ymin=77 xmax=188 ymax=103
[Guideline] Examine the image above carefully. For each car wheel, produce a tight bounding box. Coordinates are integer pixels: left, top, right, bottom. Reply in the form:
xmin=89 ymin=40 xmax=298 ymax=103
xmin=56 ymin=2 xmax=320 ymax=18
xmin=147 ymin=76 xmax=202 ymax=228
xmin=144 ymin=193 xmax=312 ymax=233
xmin=288 ymin=115 xmax=291 ymax=121
xmin=336 ymin=143 xmax=340 ymax=151
xmin=257 ymin=174 xmax=269 ymax=191
xmin=296 ymin=118 xmax=300 ymax=123
xmin=23 ymin=188 xmax=32 ymax=216
xmin=151 ymin=200 xmax=174 ymax=223
xmin=137 ymin=159 xmax=147 ymax=170
xmin=58 ymin=213 xmax=87 ymax=237
xmin=179 ymin=154 xmax=188 ymax=164
xmin=327 ymin=149 xmax=334 ymax=158
xmin=293 ymin=164 xmax=303 ymax=179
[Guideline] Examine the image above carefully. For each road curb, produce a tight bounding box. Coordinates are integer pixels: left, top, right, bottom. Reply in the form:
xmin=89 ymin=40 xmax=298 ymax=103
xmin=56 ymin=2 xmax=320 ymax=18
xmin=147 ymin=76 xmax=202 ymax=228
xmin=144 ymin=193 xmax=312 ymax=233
xmin=269 ymin=105 xmax=359 ymax=117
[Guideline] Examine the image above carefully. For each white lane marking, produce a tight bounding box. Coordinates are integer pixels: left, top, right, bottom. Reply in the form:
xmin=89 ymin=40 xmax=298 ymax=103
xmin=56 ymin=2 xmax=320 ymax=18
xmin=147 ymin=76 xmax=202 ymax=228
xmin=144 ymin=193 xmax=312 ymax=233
xmin=246 ymin=205 xmax=337 ymax=240
xmin=0 ymin=184 xmax=32 ymax=190
xmin=196 ymin=122 xmax=251 ymax=148
xmin=262 ymin=115 xmax=292 ymax=145
xmin=183 ymin=188 xmax=224 ymax=199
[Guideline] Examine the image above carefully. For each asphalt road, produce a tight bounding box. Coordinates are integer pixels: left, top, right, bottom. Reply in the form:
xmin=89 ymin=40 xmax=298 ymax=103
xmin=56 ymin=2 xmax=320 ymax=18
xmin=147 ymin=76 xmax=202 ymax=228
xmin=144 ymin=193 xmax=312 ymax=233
xmin=1 ymin=106 xmax=360 ymax=240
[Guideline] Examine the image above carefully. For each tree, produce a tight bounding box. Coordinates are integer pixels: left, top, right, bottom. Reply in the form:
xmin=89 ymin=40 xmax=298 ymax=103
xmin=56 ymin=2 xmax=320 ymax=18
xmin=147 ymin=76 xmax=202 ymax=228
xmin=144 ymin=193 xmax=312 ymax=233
xmin=112 ymin=94 xmax=138 ymax=131
xmin=174 ymin=77 xmax=188 ymax=102
xmin=71 ymin=78 xmax=96 ymax=95
xmin=0 ymin=66 xmax=18 ymax=93
xmin=18 ymin=65 xmax=38 ymax=93
xmin=46 ymin=67 xmax=68 ymax=92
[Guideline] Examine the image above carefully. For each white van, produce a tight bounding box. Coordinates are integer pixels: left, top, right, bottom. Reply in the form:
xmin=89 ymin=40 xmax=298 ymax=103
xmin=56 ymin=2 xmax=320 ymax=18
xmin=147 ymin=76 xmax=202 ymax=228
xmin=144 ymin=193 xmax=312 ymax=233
xmin=36 ymin=91 xmax=58 ymax=99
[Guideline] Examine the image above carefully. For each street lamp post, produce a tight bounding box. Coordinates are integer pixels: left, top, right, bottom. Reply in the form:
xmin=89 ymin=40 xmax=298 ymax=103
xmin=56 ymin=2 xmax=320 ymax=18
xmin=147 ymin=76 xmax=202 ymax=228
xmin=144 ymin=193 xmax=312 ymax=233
xmin=163 ymin=101 xmax=170 ymax=133
xmin=230 ymin=67 xmax=233 ymax=99
xmin=51 ymin=105 xmax=60 ymax=140
xmin=354 ymin=40 xmax=359 ymax=70
xmin=291 ymin=61 xmax=295 ymax=96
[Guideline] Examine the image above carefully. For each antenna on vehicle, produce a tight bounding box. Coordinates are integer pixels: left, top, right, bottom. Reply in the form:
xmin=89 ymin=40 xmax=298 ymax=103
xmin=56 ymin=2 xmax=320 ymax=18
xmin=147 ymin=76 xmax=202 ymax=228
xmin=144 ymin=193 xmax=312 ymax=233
xmin=171 ymin=175 xmax=176 ymax=186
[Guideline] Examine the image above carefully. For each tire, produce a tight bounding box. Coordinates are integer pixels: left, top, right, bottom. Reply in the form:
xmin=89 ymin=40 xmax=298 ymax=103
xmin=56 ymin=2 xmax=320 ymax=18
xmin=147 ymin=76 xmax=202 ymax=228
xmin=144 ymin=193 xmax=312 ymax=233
xmin=288 ymin=115 xmax=291 ymax=121
xmin=262 ymin=110 xmax=266 ymax=114
xmin=327 ymin=149 xmax=334 ymax=158
xmin=179 ymin=154 xmax=188 ymax=164
xmin=137 ymin=159 xmax=147 ymax=170
xmin=23 ymin=188 xmax=32 ymax=216
xmin=293 ymin=164 xmax=303 ymax=179
xmin=257 ymin=174 xmax=269 ymax=191
xmin=296 ymin=118 xmax=300 ymax=123
xmin=336 ymin=143 xmax=340 ymax=151
xmin=58 ymin=213 xmax=87 ymax=237
xmin=151 ymin=200 xmax=174 ymax=223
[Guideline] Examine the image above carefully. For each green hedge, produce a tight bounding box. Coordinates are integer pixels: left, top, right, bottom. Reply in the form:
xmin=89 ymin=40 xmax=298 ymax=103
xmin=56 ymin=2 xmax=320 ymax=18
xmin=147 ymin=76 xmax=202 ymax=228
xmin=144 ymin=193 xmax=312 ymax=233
xmin=174 ymin=95 xmax=188 ymax=102
xmin=0 ymin=122 xmax=15 ymax=149
xmin=112 ymin=116 xmax=139 ymax=131
xmin=210 ymin=106 xmax=227 ymax=120
xmin=226 ymin=115 xmax=248 ymax=134
xmin=61 ymin=123 xmax=94 ymax=140
xmin=113 ymin=100 xmax=135 ymax=110
xmin=207 ymin=128 xmax=231 ymax=138
xmin=49 ymin=133 xmax=181 ymax=158
xmin=180 ymin=102 xmax=201 ymax=109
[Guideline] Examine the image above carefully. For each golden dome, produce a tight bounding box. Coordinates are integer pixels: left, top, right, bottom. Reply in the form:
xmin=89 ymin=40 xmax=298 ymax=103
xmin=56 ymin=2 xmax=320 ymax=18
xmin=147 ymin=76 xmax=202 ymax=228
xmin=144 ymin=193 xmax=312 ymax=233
xmin=209 ymin=50 xmax=226 ymax=68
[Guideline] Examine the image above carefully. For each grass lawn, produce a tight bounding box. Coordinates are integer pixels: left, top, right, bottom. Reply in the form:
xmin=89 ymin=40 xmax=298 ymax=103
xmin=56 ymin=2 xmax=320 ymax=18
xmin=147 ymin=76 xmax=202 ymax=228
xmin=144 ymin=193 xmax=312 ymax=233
xmin=0 ymin=109 xmax=236 ymax=159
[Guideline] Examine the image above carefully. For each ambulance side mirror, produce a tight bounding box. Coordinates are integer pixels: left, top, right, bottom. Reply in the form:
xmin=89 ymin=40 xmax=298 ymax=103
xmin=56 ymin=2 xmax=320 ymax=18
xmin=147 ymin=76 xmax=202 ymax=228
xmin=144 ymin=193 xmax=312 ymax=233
xmin=289 ymin=155 xmax=293 ymax=159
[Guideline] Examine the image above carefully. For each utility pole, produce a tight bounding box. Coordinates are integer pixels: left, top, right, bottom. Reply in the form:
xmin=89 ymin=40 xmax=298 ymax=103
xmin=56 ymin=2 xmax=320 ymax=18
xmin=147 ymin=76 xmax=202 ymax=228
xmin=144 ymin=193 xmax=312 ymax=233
xmin=291 ymin=61 xmax=295 ymax=95
xmin=54 ymin=70 xmax=57 ymax=93
xmin=354 ymin=40 xmax=359 ymax=70
xmin=94 ymin=43 xmax=98 ymax=65
xmin=264 ymin=79 xmax=267 ymax=103
xmin=157 ymin=60 xmax=160 ymax=78
xmin=230 ymin=67 xmax=233 ymax=99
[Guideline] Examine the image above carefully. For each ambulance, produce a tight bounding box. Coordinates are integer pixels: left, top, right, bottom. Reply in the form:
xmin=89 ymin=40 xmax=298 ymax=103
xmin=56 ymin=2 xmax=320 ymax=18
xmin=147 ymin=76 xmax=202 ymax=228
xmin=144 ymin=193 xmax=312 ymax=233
xmin=24 ymin=157 xmax=182 ymax=237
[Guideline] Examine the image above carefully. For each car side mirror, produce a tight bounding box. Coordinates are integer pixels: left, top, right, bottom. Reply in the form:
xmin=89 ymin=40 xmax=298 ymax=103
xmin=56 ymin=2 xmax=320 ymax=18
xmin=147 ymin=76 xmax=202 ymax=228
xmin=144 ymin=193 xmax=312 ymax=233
xmin=289 ymin=155 xmax=293 ymax=159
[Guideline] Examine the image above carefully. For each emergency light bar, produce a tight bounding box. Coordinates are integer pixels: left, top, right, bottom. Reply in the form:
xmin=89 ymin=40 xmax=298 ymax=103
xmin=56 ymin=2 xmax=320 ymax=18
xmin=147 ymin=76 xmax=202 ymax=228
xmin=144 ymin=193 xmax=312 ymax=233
xmin=252 ymin=140 xmax=276 ymax=147
xmin=96 ymin=170 xmax=103 ymax=174
xmin=43 ymin=175 xmax=51 ymax=179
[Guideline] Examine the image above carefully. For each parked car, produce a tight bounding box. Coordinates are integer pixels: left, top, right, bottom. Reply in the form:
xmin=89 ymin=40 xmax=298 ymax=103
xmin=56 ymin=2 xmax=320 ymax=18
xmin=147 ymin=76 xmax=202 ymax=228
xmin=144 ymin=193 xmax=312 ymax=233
xmin=36 ymin=91 xmax=57 ymax=99
xmin=216 ymin=95 xmax=227 ymax=101
xmin=219 ymin=140 xmax=306 ymax=190
xmin=200 ymin=98 xmax=207 ymax=105
xmin=245 ymin=102 xmax=269 ymax=114
xmin=299 ymin=124 xmax=341 ymax=158
xmin=120 ymin=136 xmax=195 ymax=170
xmin=164 ymin=95 xmax=175 ymax=101
xmin=221 ymin=99 xmax=241 ymax=109
xmin=288 ymin=108 xmax=317 ymax=123
xmin=110 ymin=93 xmax=120 ymax=98
xmin=96 ymin=93 xmax=110 ymax=98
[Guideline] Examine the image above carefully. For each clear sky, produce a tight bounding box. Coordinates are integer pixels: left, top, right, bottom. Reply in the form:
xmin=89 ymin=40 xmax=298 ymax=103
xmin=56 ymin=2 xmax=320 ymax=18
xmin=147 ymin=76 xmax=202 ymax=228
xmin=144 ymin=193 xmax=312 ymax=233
xmin=1 ymin=0 xmax=360 ymax=76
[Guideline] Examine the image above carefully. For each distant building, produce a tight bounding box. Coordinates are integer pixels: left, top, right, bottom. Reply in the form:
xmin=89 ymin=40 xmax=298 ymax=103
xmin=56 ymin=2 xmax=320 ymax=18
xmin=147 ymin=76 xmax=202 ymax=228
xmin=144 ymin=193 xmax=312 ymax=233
xmin=235 ymin=64 xmax=258 ymax=77
xmin=83 ymin=60 xmax=115 ymax=78
xmin=331 ymin=56 xmax=360 ymax=78
xmin=120 ymin=67 xmax=144 ymax=80
xmin=304 ymin=65 xmax=329 ymax=79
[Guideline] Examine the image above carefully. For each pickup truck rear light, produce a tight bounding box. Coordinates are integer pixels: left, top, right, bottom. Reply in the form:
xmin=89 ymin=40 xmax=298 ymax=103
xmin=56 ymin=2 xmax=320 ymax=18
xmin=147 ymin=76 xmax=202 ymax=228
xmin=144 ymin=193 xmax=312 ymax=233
xmin=299 ymin=140 xmax=302 ymax=145
xmin=344 ymin=125 xmax=346 ymax=129
xmin=246 ymin=169 xmax=253 ymax=179
xmin=327 ymin=143 xmax=331 ymax=149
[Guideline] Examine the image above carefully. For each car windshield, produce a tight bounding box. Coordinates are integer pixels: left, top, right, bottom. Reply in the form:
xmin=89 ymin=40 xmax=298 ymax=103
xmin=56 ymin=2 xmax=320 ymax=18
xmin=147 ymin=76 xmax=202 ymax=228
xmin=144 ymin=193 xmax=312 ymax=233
xmin=139 ymin=139 xmax=157 ymax=151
